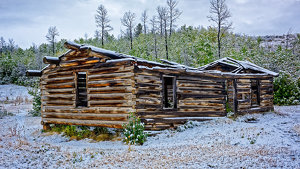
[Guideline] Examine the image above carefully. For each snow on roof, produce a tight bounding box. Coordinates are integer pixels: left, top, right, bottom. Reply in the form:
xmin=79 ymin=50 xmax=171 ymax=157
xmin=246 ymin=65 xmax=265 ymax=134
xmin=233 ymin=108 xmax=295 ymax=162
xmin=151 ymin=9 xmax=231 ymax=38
xmin=199 ymin=57 xmax=278 ymax=76
xmin=36 ymin=41 xmax=277 ymax=77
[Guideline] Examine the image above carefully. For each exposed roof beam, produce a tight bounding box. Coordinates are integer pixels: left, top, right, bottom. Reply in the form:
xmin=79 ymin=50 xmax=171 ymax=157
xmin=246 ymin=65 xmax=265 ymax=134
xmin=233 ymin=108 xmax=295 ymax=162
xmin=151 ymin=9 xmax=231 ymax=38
xmin=26 ymin=70 xmax=42 ymax=77
xmin=43 ymin=56 xmax=60 ymax=65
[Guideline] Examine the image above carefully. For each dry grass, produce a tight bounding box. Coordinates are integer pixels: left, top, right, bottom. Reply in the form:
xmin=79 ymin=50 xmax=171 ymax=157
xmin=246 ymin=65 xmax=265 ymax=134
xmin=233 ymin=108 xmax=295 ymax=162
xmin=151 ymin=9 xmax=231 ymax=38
xmin=293 ymin=124 xmax=300 ymax=135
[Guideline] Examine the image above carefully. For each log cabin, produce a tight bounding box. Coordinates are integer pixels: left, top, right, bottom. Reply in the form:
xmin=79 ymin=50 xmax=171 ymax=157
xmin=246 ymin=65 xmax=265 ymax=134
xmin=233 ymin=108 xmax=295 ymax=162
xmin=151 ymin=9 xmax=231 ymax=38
xmin=27 ymin=41 xmax=278 ymax=130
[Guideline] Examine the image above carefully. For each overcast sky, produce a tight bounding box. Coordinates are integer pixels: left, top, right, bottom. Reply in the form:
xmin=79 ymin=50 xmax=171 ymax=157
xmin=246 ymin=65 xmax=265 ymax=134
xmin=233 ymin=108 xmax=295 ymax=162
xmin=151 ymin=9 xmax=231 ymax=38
xmin=1 ymin=0 xmax=300 ymax=49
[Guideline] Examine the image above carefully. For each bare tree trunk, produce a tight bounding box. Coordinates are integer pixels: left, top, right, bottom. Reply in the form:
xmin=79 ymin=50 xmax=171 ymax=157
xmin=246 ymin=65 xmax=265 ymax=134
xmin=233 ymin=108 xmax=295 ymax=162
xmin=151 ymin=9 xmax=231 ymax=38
xmin=52 ymin=42 xmax=55 ymax=55
xmin=154 ymin=34 xmax=158 ymax=60
xmin=164 ymin=21 xmax=169 ymax=60
xmin=130 ymin=29 xmax=133 ymax=50
xmin=218 ymin=21 xmax=221 ymax=58
xmin=160 ymin=18 xmax=163 ymax=37
xmin=101 ymin=26 xmax=104 ymax=47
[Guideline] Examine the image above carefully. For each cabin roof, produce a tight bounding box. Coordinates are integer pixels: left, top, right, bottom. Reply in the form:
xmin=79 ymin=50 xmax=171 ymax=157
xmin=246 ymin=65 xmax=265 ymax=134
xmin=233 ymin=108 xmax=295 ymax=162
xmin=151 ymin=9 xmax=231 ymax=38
xmin=26 ymin=41 xmax=278 ymax=77
xmin=198 ymin=57 xmax=279 ymax=76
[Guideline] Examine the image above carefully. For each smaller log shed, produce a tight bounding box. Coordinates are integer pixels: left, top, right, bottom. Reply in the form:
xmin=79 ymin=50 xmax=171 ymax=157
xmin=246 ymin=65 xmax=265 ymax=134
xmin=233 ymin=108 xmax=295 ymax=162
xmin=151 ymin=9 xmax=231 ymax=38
xmin=27 ymin=41 xmax=278 ymax=130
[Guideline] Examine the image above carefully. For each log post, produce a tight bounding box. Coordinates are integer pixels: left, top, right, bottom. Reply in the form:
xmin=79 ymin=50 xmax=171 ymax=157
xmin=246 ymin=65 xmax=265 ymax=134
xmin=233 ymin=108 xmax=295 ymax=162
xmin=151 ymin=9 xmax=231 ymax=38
xmin=43 ymin=123 xmax=51 ymax=131
xmin=233 ymin=79 xmax=238 ymax=115
xmin=43 ymin=56 xmax=60 ymax=65
xmin=26 ymin=70 xmax=42 ymax=77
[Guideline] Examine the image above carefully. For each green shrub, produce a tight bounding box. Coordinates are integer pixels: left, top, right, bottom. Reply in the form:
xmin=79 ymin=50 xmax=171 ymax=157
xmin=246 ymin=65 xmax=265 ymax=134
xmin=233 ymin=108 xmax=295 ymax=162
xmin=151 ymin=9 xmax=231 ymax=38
xmin=28 ymin=84 xmax=41 ymax=116
xmin=273 ymin=72 xmax=300 ymax=105
xmin=122 ymin=112 xmax=147 ymax=145
xmin=0 ymin=107 xmax=13 ymax=119
xmin=46 ymin=124 xmax=115 ymax=141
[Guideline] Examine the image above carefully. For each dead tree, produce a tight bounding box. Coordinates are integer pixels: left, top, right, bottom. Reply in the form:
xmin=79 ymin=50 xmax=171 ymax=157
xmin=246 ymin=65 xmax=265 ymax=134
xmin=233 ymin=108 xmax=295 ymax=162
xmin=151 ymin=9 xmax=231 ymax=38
xmin=208 ymin=0 xmax=232 ymax=58
xmin=157 ymin=6 xmax=169 ymax=60
xmin=150 ymin=16 xmax=158 ymax=60
xmin=46 ymin=26 xmax=59 ymax=55
xmin=95 ymin=4 xmax=113 ymax=47
xmin=121 ymin=11 xmax=136 ymax=50
xmin=0 ymin=37 xmax=5 ymax=54
xmin=157 ymin=6 xmax=164 ymax=37
xmin=141 ymin=10 xmax=148 ymax=34
xmin=167 ymin=0 xmax=182 ymax=37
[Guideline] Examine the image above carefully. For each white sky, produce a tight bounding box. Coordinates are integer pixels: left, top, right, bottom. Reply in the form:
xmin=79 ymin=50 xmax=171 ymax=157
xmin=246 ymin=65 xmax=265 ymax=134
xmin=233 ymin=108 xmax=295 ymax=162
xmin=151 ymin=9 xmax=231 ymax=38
xmin=0 ymin=0 xmax=300 ymax=49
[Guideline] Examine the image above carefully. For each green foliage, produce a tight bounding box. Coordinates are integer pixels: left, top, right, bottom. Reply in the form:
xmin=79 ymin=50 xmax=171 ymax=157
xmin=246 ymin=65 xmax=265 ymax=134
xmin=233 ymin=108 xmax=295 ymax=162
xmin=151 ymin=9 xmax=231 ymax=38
xmin=225 ymin=101 xmax=233 ymax=113
xmin=134 ymin=23 xmax=143 ymax=37
xmin=122 ymin=112 xmax=147 ymax=145
xmin=47 ymin=124 xmax=115 ymax=141
xmin=28 ymin=82 xmax=41 ymax=116
xmin=0 ymin=107 xmax=13 ymax=119
xmin=273 ymin=72 xmax=300 ymax=105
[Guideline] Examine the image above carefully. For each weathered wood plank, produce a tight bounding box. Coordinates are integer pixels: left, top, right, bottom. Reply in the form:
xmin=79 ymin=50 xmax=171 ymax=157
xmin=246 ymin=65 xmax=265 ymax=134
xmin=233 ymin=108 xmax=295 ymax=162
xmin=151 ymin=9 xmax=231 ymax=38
xmin=42 ymin=118 xmax=125 ymax=128
xmin=43 ymin=113 xmax=128 ymax=121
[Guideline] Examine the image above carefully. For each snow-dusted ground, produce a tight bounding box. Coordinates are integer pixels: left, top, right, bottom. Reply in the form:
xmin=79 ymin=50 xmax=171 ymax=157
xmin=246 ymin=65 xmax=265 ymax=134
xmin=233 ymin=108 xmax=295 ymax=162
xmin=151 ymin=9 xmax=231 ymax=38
xmin=0 ymin=85 xmax=299 ymax=168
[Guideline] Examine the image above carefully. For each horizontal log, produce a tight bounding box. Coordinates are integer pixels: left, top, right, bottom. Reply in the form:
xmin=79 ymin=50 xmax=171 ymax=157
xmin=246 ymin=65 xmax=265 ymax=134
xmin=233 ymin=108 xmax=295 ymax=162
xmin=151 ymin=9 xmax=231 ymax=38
xmin=88 ymin=79 xmax=133 ymax=88
xmin=143 ymin=118 xmax=213 ymax=124
xmin=137 ymin=111 xmax=226 ymax=116
xmin=60 ymin=59 xmax=100 ymax=67
xmin=88 ymin=72 xmax=134 ymax=81
xmin=177 ymin=76 xmax=225 ymax=82
xmin=43 ymin=88 xmax=74 ymax=94
xmin=42 ymin=113 xmax=128 ymax=121
xmin=178 ymin=102 xmax=224 ymax=107
xmin=136 ymin=104 xmax=162 ymax=109
xmin=42 ymin=95 xmax=75 ymax=101
xmin=26 ymin=70 xmax=42 ymax=77
xmin=238 ymin=106 xmax=273 ymax=114
xmin=43 ymin=56 xmax=60 ymax=65
xmin=136 ymin=90 xmax=161 ymax=96
xmin=44 ymin=70 xmax=74 ymax=79
xmin=136 ymin=83 xmax=160 ymax=88
xmin=179 ymin=100 xmax=225 ymax=104
xmin=43 ymin=107 xmax=134 ymax=114
xmin=89 ymin=100 xmax=134 ymax=107
xmin=42 ymin=118 xmax=125 ymax=128
xmin=88 ymin=65 xmax=133 ymax=75
xmin=178 ymin=94 xmax=226 ymax=99
xmin=178 ymin=87 xmax=224 ymax=91
xmin=44 ymin=82 xmax=75 ymax=89
xmin=44 ymin=100 xmax=74 ymax=105
xmin=177 ymin=83 xmax=223 ymax=88
xmin=88 ymin=93 xmax=133 ymax=100
xmin=88 ymin=86 xmax=133 ymax=94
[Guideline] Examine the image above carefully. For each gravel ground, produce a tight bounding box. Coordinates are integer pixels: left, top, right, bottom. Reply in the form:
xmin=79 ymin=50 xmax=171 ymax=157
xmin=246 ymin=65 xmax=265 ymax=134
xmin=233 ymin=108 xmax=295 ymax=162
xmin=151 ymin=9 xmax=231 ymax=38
xmin=0 ymin=85 xmax=299 ymax=168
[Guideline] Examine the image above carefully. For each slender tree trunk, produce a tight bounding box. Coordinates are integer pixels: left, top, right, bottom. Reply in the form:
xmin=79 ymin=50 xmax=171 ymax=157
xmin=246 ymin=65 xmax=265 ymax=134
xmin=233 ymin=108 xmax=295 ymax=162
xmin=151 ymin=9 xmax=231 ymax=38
xmin=101 ymin=26 xmax=104 ymax=47
xmin=144 ymin=22 xmax=146 ymax=34
xmin=169 ymin=19 xmax=173 ymax=37
xmin=164 ymin=21 xmax=169 ymax=60
xmin=160 ymin=19 xmax=163 ymax=37
xmin=154 ymin=33 xmax=158 ymax=60
xmin=217 ymin=21 xmax=221 ymax=58
xmin=130 ymin=29 xmax=133 ymax=50
xmin=52 ymin=41 xmax=55 ymax=55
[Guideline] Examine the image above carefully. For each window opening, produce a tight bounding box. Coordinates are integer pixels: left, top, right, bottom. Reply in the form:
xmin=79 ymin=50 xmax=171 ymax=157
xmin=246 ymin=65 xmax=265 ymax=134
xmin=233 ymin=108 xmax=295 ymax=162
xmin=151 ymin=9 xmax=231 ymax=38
xmin=250 ymin=79 xmax=260 ymax=106
xmin=76 ymin=72 xmax=87 ymax=107
xmin=163 ymin=76 xmax=177 ymax=109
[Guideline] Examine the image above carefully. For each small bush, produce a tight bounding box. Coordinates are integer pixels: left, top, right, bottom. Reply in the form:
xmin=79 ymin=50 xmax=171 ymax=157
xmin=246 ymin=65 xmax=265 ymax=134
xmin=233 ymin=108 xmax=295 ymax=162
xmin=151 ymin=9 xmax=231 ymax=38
xmin=177 ymin=121 xmax=201 ymax=132
xmin=273 ymin=72 xmax=300 ymax=105
xmin=46 ymin=124 xmax=115 ymax=141
xmin=28 ymin=83 xmax=41 ymax=116
xmin=122 ymin=112 xmax=147 ymax=145
xmin=0 ymin=107 xmax=13 ymax=119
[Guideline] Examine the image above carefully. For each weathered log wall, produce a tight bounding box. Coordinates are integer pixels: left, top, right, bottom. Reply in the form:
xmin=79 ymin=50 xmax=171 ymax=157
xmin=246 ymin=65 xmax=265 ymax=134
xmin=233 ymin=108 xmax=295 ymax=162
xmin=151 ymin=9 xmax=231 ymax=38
xmin=39 ymin=47 xmax=275 ymax=131
xmin=227 ymin=77 xmax=274 ymax=115
xmin=135 ymin=68 xmax=227 ymax=130
xmin=41 ymin=50 xmax=134 ymax=128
